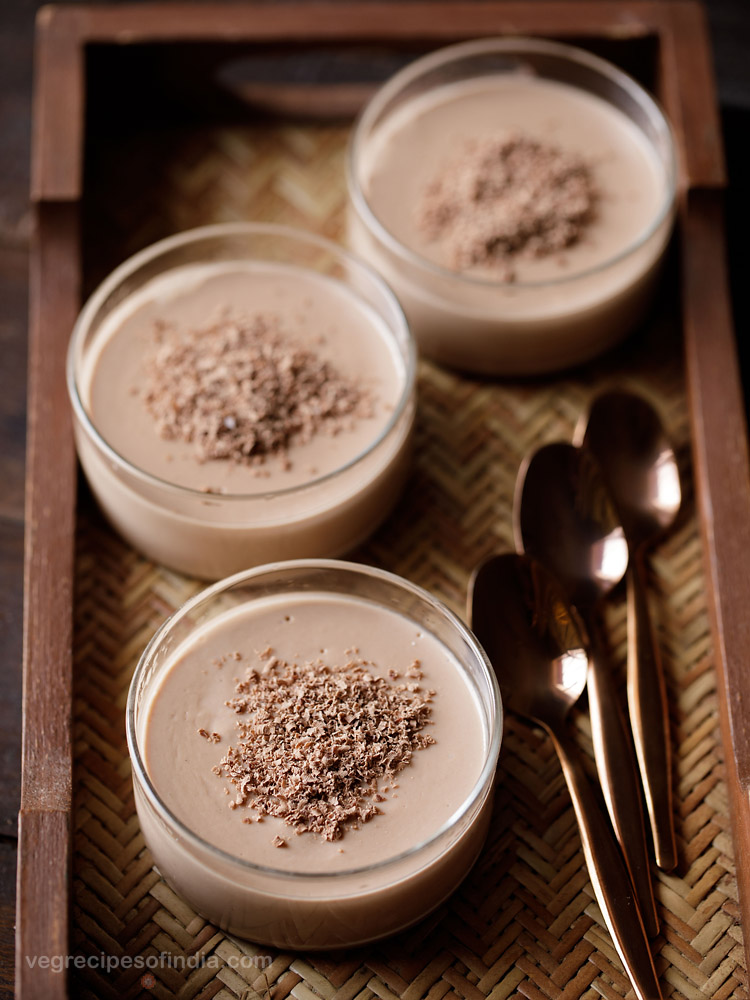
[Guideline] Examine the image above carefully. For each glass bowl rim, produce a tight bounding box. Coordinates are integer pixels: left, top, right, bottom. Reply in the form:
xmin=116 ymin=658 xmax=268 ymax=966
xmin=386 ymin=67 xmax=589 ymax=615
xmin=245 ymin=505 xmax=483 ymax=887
xmin=347 ymin=35 xmax=678 ymax=292
xmin=126 ymin=558 xmax=504 ymax=883
xmin=66 ymin=222 xmax=417 ymax=503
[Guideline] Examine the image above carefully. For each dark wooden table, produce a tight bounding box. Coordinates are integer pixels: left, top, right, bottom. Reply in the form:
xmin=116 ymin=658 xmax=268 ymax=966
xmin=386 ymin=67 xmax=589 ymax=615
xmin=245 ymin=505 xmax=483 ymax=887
xmin=1 ymin=0 xmax=749 ymax=995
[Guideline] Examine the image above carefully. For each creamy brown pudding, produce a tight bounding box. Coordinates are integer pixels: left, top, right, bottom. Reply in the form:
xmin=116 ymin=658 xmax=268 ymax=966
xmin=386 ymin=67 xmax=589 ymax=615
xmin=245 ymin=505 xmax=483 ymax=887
xmin=361 ymin=77 xmax=664 ymax=283
xmin=349 ymin=41 xmax=676 ymax=373
xmin=82 ymin=263 xmax=402 ymax=493
xmin=69 ymin=227 xmax=415 ymax=579
xmin=129 ymin=567 xmax=502 ymax=950
xmin=143 ymin=593 xmax=486 ymax=871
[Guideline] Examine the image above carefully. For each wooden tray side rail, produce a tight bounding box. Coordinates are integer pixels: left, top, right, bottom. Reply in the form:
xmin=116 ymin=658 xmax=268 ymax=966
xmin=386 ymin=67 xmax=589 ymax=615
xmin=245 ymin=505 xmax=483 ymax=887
xmin=18 ymin=202 xmax=80 ymax=1000
xmin=682 ymin=189 xmax=750 ymax=940
xmin=20 ymin=4 xmax=746 ymax=1000
xmin=19 ymin=9 xmax=84 ymax=995
xmin=664 ymin=1 xmax=750 ymax=971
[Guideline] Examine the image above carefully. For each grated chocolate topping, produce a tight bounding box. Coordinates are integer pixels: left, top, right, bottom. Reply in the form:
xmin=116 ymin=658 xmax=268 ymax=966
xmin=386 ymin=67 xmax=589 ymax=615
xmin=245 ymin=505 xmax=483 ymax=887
xmin=142 ymin=314 xmax=373 ymax=467
xmin=415 ymin=133 xmax=597 ymax=281
xmin=214 ymin=654 xmax=435 ymax=842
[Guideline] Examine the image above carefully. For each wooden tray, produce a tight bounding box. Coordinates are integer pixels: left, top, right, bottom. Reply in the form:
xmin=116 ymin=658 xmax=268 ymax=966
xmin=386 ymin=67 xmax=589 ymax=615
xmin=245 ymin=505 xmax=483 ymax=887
xmin=22 ymin=3 xmax=750 ymax=999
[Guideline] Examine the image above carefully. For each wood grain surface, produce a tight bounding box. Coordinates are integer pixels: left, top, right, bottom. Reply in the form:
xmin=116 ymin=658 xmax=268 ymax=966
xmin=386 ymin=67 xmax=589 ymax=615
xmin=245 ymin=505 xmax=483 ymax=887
xmin=17 ymin=199 xmax=80 ymax=999
xmin=681 ymin=189 xmax=750 ymax=956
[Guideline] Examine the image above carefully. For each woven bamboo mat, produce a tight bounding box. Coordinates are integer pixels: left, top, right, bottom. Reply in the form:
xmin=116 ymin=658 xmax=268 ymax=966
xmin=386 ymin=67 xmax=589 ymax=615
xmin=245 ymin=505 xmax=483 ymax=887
xmin=72 ymin=122 xmax=747 ymax=1000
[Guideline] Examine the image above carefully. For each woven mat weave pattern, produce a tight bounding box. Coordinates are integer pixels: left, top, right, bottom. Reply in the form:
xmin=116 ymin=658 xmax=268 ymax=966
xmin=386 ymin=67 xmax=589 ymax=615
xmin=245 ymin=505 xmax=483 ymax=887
xmin=72 ymin=123 xmax=747 ymax=1000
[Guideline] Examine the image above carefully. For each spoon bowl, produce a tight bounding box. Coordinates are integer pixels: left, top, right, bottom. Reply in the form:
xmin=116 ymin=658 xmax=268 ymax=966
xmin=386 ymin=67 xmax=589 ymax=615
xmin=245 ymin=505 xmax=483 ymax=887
xmin=513 ymin=442 xmax=629 ymax=611
xmin=575 ymin=389 xmax=681 ymax=547
xmin=470 ymin=553 xmax=588 ymax=728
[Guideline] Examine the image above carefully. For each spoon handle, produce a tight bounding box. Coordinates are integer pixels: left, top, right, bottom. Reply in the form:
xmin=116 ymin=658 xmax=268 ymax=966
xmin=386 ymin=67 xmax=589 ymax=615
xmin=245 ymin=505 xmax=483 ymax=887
xmin=586 ymin=630 xmax=660 ymax=937
xmin=627 ymin=558 xmax=677 ymax=871
xmin=551 ymin=729 xmax=664 ymax=1000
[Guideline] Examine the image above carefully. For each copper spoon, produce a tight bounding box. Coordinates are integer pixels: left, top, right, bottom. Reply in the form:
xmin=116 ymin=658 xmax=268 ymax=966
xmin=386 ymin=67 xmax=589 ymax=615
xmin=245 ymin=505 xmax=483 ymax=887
xmin=469 ymin=553 xmax=663 ymax=1000
xmin=514 ymin=442 xmax=659 ymax=937
xmin=576 ymin=390 xmax=680 ymax=871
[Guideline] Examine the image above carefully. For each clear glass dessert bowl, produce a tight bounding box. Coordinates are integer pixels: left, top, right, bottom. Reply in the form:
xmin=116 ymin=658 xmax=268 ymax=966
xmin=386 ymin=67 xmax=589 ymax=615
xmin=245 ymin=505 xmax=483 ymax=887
xmin=347 ymin=37 xmax=678 ymax=375
xmin=67 ymin=223 xmax=416 ymax=579
xmin=126 ymin=559 xmax=503 ymax=950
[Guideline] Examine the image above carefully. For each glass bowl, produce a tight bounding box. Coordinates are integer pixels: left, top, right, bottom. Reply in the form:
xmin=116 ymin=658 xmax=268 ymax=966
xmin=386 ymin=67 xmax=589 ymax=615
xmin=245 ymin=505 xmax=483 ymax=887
xmin=126 ymin=559 xmax=503 ymax=950
xmin=347 ymin=38 xmax=677 ymax=374
xmin=67 ymin=224 xmax=416 ymax=579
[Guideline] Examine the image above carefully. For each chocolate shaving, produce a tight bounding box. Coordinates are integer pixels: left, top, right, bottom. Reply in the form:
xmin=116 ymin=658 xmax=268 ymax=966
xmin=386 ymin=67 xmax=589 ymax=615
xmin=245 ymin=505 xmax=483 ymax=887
xmin=198 ymin=729 xmax=221 ymax=743
xmin=215 ymin=655 xmax=436 ymax=841
xmin=416 ymin=133 xmax=597 ymax=280
xmin=142 ymin=314 xmax=373 ymax=466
